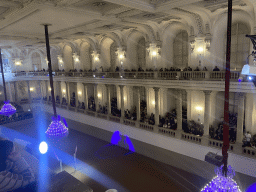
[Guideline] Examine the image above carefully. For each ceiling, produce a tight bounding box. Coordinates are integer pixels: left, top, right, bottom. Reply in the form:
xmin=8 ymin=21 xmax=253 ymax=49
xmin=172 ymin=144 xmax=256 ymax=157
xmin=0 ymin=0 xmax=251 ymax=48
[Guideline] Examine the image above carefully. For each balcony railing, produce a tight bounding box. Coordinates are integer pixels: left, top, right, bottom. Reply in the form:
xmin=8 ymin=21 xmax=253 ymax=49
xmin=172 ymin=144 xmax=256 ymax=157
xmin=39 ymin=101 xmax=256 ymax=160
xmin=14 ymin=71 xmax=241 ymax=81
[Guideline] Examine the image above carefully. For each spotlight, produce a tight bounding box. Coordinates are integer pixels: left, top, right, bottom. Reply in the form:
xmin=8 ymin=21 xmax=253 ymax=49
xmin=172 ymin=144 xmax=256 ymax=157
xmin=39 ymin=141 xmax=48 ymax=154
xmin=93 ymin=75 xmax=95 ymax=77
xmin=248 ymin=76 xmax=253 ymax=81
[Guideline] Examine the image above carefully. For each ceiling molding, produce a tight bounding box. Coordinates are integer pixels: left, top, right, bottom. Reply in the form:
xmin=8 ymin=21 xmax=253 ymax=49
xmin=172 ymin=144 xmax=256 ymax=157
xmin=156 ymin=0 xmax=201 ymax=12
xmin=104 ymin=0 xmax=155 ymax=13
xmin=0 ymin=0 xmax=22 ymax=8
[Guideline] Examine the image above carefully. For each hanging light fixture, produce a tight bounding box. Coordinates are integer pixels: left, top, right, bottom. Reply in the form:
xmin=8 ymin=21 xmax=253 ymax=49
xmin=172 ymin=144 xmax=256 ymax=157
xmin=0 ymin=49 xmax=16 ymax=116
xmin=45 ymin=115 xmax=68 ymax=139
xmin=201 ymin=165 xmax=241 ymax=192
xmin=42 ymin=24 xmax=69 ymax=139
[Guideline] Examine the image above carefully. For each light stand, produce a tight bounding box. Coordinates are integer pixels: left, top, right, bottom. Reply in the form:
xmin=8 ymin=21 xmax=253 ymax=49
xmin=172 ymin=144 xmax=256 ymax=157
xmin=202 ymin=0 xmax=242 ymax=191
xmin=43 ymin=24 xmax=68 ymax=139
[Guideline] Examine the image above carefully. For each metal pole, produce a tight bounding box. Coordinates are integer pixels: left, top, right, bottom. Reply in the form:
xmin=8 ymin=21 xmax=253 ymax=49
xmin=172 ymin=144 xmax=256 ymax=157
xmin=0 ymin=49 xmax=7 ymax=101
xmin=222 ymin=0 xmax=232 ymax=177
xmin=44 ymin=24 xmax=57 ymax=117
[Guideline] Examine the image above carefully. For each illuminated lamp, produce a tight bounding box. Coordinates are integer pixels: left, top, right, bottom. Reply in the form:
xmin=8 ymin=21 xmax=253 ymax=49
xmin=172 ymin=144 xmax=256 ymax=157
xmin=45 ymin=115 xmax=68 ymax=139
xmin=201 ymin=165 xmax=241 ymax=192
xmin=0 ymin=100 xmax=16 ymax=116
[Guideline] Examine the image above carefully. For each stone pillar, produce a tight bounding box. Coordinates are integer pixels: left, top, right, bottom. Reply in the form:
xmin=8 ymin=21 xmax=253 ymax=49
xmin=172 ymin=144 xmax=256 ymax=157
xmin=14 ymin=81 xmax=18 ymax=103
xmin=82 ymin=83 xmax=88 ymax=110
xmin=203 ymin=90 xmax=212 ymax=136
xmin=65 ymin=81 xmax=70 ymax=106
xmin=237 ymin=93 xmax=245 ymax=143
xmin=37 ymin=81 xmax=42 ymax=99
xmin=8 ymin=82 xmax=13 ymax=102
xmin=153 ymin=87 xmax=160 ymax=126
xmin=119 ymin=85 xmax=124 ymax=120
xmin=186 ymin=90 xmax=192 ymax=120
xmin=45 ymin=80 xmax=48 ymax=99
xmin=176 ymin=90 xmax=182 ymax=131
xmin=75 ymin=82 xmax=79 ymax=108
xmin=105 ymin=84 xmax=111 ymax=115
xmin=26 ymin=81 xmax=32 ymax=104
xmin=94 ymin=84 xmax=99 ymax=112
xmin=245 ymin=93 xmax=253 ymax=133
xmin=136 ymin=87 xmax=141 ymax=123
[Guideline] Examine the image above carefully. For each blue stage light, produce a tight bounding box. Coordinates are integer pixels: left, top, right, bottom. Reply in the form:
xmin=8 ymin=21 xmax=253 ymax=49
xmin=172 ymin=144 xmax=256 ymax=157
xmin=249 ymin=76 xmax=253 ymax=80
xmin=39 ymin=141 xmax=48 ymax=154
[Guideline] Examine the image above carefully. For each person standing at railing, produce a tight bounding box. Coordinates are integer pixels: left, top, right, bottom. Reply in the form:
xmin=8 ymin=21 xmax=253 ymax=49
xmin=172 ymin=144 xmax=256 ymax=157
xmin=243 ymin=131 xmax=252 ymax=147
xmin=213 ymin=66 xmax=220 ymax=71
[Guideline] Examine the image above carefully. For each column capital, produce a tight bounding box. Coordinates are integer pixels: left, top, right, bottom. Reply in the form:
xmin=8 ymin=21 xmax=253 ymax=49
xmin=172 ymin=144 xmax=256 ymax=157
xmin=153 ymin=87 xmax=160 ymax=92
xmin=82 ymin=83 xmax=88 ymax=86
xmin=203 ymin=90 xmax=212 ymax=95
xmin=119 ymin=85 xmax=124 ymax=89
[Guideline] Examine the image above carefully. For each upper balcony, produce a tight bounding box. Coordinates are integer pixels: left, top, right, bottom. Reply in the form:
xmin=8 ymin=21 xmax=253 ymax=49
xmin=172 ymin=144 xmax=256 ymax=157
xmin=13 ymin=70 xmax=241 ymax=81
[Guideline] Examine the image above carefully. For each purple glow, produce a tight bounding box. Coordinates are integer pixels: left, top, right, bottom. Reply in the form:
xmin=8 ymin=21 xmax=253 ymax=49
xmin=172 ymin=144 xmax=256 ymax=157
xmin=238 ymin=79 xmax=242 ymax=82
xmin=0 ymin=100 xmax=16 ymax=116
xmin=45 ymin=115 xmax=68 ymax=139
xmin=246 ymin=183 xmax=256 ymax=192
xmin=201 ymin=165 xmax=241 ymax=192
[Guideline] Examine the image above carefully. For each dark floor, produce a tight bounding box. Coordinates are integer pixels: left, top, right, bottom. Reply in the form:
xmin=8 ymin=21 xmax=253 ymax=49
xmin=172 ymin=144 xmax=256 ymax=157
xmin=1 ymin=111 xmax=252 ymax=192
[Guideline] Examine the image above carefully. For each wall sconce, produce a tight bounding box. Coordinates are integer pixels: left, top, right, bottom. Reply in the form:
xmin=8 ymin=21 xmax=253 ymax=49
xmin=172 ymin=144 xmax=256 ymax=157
xmin=97 ymin=93 xmax=101 ymax=98
xmin=14 ymin=59 xmax=22 ymax=66
xmin=205 ymin=39 xmax=211 ymax=51
xmin=73 ymin=53 xmax=80 ymax=62
xmin=196 ymin=106 xmax=203 ymax=122
xmin=91 ymin=51 xmax=100 ymax=62
xmin=197 ymin=46 xmax=204 ymax=66
xmin=30 ymin=87 xmax=34 ymax=91
xmin=57 ymin=55 xmax=63 ymax=64
xmin=49 ymin=88 xmax=51 ymax=91
xmin=78 ymin=91 xmax=82 ymax=95
xmin=123 ymin=97 xmax=126 ymax=101
xmin=45 ymin=57 xmax=49 ymax=64
xmin=0 ymin=92 xmax=2 ymax=95
xmin=62 ymin=89 xmax=66 ymax=93
xmin=147 ymin=43 xmax=160 ymax=57
xmin=190 ymin=40 xmax=195 ymax=53
xmin=152 ymin=101 xmax=155 ymax=105
xmin=115 ymin=48 xmax=126 ymax=60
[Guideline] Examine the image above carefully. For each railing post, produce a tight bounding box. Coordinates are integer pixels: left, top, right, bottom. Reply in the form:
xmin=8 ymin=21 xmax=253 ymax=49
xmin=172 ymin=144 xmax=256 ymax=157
xmin=154 ymin=71 xmax=158 ymax=79
xmin=176 ymin=72 xmax=181 ymax=80
xmin=205 ymin=71 xmax=210 ymax=80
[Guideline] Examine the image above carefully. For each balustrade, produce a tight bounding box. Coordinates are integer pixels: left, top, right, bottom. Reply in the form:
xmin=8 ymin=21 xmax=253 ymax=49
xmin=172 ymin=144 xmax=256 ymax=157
xmin=181 ymin=132 xmax=202 ymax=143
xmin=208 ymin=138 xmax=234 ymax=151
xmin=243 ymin=147 xmax=256 ymax=157
xmin=14 ymin=71 xmax=241 ymax=81
xmin=158 ymin=127 xmax=176 ymax=137
xmin=123 ymin=119 xmax=136 ymax=126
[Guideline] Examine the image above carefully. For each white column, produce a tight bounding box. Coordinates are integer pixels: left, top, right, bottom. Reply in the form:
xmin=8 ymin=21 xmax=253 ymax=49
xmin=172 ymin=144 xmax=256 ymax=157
xmin=26 ymin=81 xmax=32 ymax=104
xmin=245 ymin=93 xmax=253 ymax=133
xmin=83 ymin=83 xmax=88 ymax=109
xmin=237 ymin=93 xmax=245 ymax=143
xmin=8 ymin=82 xmax=13 ymax=102
xmin=135 ymin=86 xmax=141 ymax=123
xmin=203 ymin=90 xmax=212 ymax=136
xmin=65 ymin=81 xmax=70 ymax=106
xmin=94 ymin=84 xmax=99 ymax=112
xmin=14 ymin=82 xmax=18 ymax=102
xmin=153 ymin=87 xmax=160 ymax=126
xmin=176 ymin=90 xmax=182 ymax=131
xmin=45 ymin=80 xmax=48 ymax=99
xmin=120 ymin=85 xmax=124 ymax=120
xmin=75 ymin=82 xmax=79 ymax=107
xmin=186 ymin=90 xmax=192 ymax=120
xmin=37 ymin=81 xmax=42 ymax=99
xmin=105 ymin=85 xmax=111 ymax=115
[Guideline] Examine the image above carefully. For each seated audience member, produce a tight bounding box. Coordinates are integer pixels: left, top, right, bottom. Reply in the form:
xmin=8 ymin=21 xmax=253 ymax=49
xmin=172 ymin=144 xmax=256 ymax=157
xmin=194 ymin=67 xmax=200 ymax=71
xmin=213 ymin=66 xmax=220 ymax=71
xmin=0 ymin=140 xmax=35 ymax=192
xmin=243 ymin=131 xmax=252 ymax=147
xmin=202 ymin=67 xmax=208 ymax=71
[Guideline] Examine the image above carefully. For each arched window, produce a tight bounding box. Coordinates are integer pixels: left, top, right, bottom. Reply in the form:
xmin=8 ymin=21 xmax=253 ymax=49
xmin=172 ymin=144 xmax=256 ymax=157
xmin=227 ymin=23 xmax=250 ymax=70
xmin=137 ymin=37 xmax=146 ymax=68
xmin=31 ymin=52 xmax=41 ymax=71
xmin=173 ymin=30 xmax=188 ymax=69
